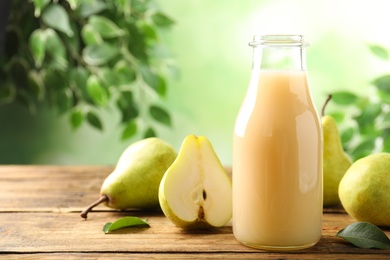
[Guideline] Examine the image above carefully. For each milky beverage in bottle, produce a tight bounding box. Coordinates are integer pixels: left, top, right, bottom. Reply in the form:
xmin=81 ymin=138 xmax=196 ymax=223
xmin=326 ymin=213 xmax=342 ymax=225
xmin=233 ymin=35 xmax=322 ymax=250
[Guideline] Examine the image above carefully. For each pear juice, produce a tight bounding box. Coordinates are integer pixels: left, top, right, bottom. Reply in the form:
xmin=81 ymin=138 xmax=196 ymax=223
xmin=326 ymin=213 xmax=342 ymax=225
xmin=233 ymin=69 xmax=323 ymax=250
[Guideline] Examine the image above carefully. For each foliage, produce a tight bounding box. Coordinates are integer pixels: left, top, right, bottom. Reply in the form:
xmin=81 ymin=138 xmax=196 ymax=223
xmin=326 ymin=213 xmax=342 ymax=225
xmin=328 ymin=44 xmax=390 ymax=161
xmin=0 ymin=0 xmax=175 ymax=140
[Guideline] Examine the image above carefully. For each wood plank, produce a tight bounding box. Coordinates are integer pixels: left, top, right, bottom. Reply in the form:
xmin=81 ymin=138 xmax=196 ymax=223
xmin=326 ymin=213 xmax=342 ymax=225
xmin=2 ymin=253 xmax=390 ymax=259
xmin=1 ymin=165 xmax=390 ymax=258
xmin=0 ymin=165 xmax=113 ymax=211
xmin=1 ymin=211 xmax=389 ymax=255
xmin=0 ymin=165 xmax=345 ymax=213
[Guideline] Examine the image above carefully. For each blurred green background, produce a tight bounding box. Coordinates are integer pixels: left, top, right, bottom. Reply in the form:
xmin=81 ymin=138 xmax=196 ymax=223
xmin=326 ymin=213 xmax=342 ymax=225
xmin=1 ymin=0 xmax=390 ymax=165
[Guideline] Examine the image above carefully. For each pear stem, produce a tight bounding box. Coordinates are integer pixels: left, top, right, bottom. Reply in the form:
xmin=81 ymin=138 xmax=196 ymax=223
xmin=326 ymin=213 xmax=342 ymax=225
xmin=80 ymin=194 xmax=108 ymax=220
xmin=321 ymin=95 xmax=332 ymax=117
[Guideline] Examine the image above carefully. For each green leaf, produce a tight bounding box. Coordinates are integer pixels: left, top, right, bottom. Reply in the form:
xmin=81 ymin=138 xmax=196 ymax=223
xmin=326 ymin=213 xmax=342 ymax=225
xmin=149 ymin=105 xmax=171 ymax=126
xmin=70 ymin=67 xmax=89 ymax=100
xmin=155 ymin=75 xmax=167 ymax=97
xmin=98 ymin=68 xmax=121 ymax=88
xmin=33 ymin=0 xmax=51 ymax=17
xmin=331 ymin=91 xmax=358 ymax=105
xmin=329 ymin=112 xmax=345 ymax=123
xmin=89 ymin=15 xmax=125 ymax=38
xmin=121 ymin=120 xmax=137 ymax=140
xmin=368 ymin=44 xmax=389 ymax=60
xmin=66 ymin=22 xmax=81 ymax=56
xmin=42 ymin=4 xmax=74 ymax=37
xmin=372 ymin=75 xmax=390 ymax=91
xmin=336 ymin=222 xmax=390 ymax=249
xmin=117 ymin=91 xmax=139 ymax=122
xmin=83 ymin=43 xmax=119 ymax=66
xmin=81 ymin=24 xmax=103 ymax=46
xmin=29 ymin=29 xmax=47 ymax=68
xmin=377 ymin=89 xmax=390 ymax=104
xmin=56 ymin=88 xmax=74 ymax=114
xmin=77 ymin=0 xmax=107 ymax=18
xmin=43 ymin=69 xmax=65 ymax=92
xmin=125 ymin=24 xmax=148 ymax=61
xmin=354 ymin=103 xmax=382 ymax=128
xmin=382 ymin=131 xmax=390 ymax=152
xmin=143 ymin=127 xmax=156 ymax=138
xmin=350 ymin=139 xmax=376 ymax=160
xmin=86 ymin=111 xmax=103 ymax=130
xmin=44 ymin=29 xmax=68 ymax=70
xmin=103 ymin=216 xmax=149 ymax=233
xmin=65 ymin=0 xmax=78 ymax=10
xmin=151 ymin=12 xmax=175 ymax=27
xmin=114 ymin=61 xmax=136 ymax=84
xmin=341 ymin=127 xmax=354 ymax=144
xmin=140 ymin=66 xmax=166 ymax=96
xmin=70 ymin=108 xmax=84 ymax=129
xmin=117 ymin=0 xmax=131 ymax=16
xmin=86 ymin=75 xmax=108 ymax=106
xmin=137 ymin=21 xmax=158 ymax=42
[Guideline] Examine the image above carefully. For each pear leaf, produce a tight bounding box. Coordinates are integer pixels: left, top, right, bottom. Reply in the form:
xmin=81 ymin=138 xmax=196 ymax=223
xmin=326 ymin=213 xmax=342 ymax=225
xmin=121 ymin=120 xmax=137 ymax=140
xmin=81 ymin=24 xmax=103 ymax=46
xmin=86 ymin=75 xmax=108 ymax=106
xmin=78 ymin=0 xmax=108 ymax=18
xmin=144 ymin=127 xmax=156 ymax=138
xmin=42 ymin=4 xmax=74 ymax=37
xmin=70 ymin=108 xmax=84 ymax=129
xmin=151 ymin=12 xmax=175 ymax=27
xmin=373 ymin=75 xmax=390 ymax=92
xmin=368 ymin=44 xmax=389 ymax=60
xmin=331 ymin=91 xmax=358 ymax=105
xmin=82 ymin=43 xmax=119 ymax=66
xmin=29 ymin=29 xmax=47 ymax=68
xmin=149 ymin=105 xmax=171 ymax=126
xmin=103 ymin=217 xmax=150 ymax=234
xmin=86 ymin=111 xmax=103 ymax=130
xmin=33 ymin=0 xmax=51 ymax=17
xmin=336 ymin=222 xmax=390 ymax=249
xmin=89 ymin=15 xmax=125 ymax=38
xmin=65 ymin=0 xmax=77 ymax=10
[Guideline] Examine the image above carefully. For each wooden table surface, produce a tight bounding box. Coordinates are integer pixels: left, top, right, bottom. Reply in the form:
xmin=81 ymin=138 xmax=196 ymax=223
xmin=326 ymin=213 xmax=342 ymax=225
xmin=1 ymin=165 xmax=389 ymax=259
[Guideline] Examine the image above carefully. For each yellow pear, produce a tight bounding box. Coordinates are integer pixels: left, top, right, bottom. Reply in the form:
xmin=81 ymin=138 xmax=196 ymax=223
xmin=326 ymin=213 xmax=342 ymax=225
xmin=81 ymin=137 xmax=177 ymax=219
xmin=339 ymin=153 xmax=390 ymax=227
xmin=322 ymin=95 xmax=352 ymax=207
xmin=159 ymin=135 xmax=232 ymax=229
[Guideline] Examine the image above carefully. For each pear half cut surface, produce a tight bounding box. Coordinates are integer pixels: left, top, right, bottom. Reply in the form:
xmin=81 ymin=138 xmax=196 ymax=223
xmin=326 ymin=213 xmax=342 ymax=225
xmin=81 ymin=137 xmax=177 ymax=219
xmin=159 ymin=135 xmax=232 ymax=229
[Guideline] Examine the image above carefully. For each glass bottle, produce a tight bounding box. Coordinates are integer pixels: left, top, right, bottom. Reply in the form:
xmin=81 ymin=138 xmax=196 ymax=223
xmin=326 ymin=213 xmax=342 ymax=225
xmin=232 ymin=35 xmax=323 ymax=250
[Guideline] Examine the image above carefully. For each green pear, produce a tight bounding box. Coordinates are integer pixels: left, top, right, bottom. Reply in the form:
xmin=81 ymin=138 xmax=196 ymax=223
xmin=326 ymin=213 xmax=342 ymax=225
xmin=81 ymin=137 xmax=177 ymax=219
xmin=159 ymin=134 xmax=232 ymax=229
xmin=322 ymin=95 xmax=352 ymax=207
xmin=339 ymin=153 xmax=390 ymax=227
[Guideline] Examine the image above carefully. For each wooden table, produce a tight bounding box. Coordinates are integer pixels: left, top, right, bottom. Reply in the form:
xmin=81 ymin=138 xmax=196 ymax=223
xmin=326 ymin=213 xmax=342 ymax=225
xmin=1 ymin=165 xmax=389 ymax=259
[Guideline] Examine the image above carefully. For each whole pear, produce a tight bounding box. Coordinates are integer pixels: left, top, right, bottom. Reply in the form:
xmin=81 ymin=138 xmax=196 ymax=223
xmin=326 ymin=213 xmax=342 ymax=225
xmin=322 ymin=95 xmax=352 ymax=207
xmin=81 ymin=137 xmax=177 ymax=219
xmin=339 ymin=153 xmax=390 ymax=227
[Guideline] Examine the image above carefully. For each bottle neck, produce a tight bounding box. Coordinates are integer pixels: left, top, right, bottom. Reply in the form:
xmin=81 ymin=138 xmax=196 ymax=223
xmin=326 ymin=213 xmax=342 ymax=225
xmin=250 ymin=35 xmax=308 ymax=71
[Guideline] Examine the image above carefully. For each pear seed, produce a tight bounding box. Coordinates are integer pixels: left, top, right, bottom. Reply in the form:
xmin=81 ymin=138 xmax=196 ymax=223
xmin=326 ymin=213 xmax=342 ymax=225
xmin=202 ymin=190 xmax=207 ymax=200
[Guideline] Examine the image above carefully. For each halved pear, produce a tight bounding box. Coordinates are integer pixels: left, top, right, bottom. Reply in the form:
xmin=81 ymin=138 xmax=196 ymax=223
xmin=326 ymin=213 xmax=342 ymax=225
xmin=159 ymin=135 xmax=232 ymax=229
